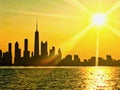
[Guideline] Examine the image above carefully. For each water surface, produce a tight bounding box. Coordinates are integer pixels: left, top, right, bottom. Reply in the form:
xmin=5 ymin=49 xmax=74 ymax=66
xmin=0 ymin=66 xmax=120 ymax=90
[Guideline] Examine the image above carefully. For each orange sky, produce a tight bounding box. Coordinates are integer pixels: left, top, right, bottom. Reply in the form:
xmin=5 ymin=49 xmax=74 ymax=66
xmin=0 ymin=0 xmax=120 ymax=61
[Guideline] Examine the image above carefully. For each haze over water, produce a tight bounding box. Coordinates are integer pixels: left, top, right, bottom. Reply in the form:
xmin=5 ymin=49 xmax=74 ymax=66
xmin=0 ymin=66 xmax=120 ymax=90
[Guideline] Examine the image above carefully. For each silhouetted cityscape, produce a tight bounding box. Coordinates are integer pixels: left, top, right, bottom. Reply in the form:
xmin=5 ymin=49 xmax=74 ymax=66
xmin=0 ymin=22 xmax=120 ymax=66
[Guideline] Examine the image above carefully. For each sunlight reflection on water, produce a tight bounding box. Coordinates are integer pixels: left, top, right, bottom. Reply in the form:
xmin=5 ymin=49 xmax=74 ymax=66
xmin=0 ymin=66 xmax=120 ymax=90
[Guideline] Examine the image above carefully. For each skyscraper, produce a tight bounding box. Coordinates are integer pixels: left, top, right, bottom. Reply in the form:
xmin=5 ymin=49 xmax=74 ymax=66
xmin=0 ymin=50 xmax=2 ymax=65
xmin=24 ymin=39 xmax=28 ymax=51
xmin=58 ymin=48 xmax=62 ymax=61
xmin=2 ymin=43 xmax=12 ymax=66
xmin=8 ymin=43 xmax=12 ymax=54
xmin=8 ymin=43 xmax=12 ymax=63
xmin=34 ymin=21 xmax=39 ymax=57
xmin=14 ymin=42 xmax=21 ymax=65
xmin=15 ymin=42 xmax=21 ymax=58
xmin=41 ymin=41 xmax=48 ymax=58
xmin=49 ymin=46 xmax=55 ymax=56
xmin=0 ymin=50 xmax=2 ymax=58
xmin=24 ymin=39 xmax=30 ymax=58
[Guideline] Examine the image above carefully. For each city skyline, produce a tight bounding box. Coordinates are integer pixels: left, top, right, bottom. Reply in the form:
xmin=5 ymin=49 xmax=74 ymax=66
xmin=0 ymin=23 xmax=120 ymax=66
xmin=0 ymin=23 xmax=62 ymax=66
xmin=0 ymin=0 xmax=120 ymax=61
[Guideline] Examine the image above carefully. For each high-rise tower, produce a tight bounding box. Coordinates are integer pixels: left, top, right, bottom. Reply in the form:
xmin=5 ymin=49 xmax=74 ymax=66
xmin=0 ymin=50 xmax=2 ymax=59
xmin=14 ymin=42 xmax=21 ymax=65
xmin=2 ymin=43 xmax=12 ymax=65
xmin=58 ymin=48 xmax=62 ymax=60
xmin=49 ymin=46 xmax=55 ymax=56
xmin=0 ymin=50 xmax=2 ymax=65
xmin=24 ymin=39 xmax=30 ymax=58
xmin=8 ymin=43 xmax=12 ymax=61
xmin=15 ymin=42 xmax=21 ymax=59
xmin=41 ymin=41 xmax=48 ymax=58
xmin=24 ymin=39 xmax=28 ymax=51
xmin=8 ymin=43 xmax=12 ymax=54
xmin=34 ymin=21 xmax=39 ymax=57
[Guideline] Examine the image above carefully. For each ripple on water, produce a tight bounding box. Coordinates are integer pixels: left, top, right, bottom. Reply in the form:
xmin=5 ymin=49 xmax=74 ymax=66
xmin=0 ymin=67 xmax=120 ymax=89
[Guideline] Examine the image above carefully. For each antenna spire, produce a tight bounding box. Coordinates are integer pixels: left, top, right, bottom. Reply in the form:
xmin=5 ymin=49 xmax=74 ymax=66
xmin=36 ymin=20 xmax=38 ymax=31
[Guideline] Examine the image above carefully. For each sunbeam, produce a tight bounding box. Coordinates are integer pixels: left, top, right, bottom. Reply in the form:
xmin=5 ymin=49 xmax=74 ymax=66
xmin=60 ymin=24 xmax=94 ymax=55
xmin=106 ymin=24 xmax=120 ymax=37
xmin=65 ymin=0 xmax=92 ymax=15
xmin=105 ymin=1 xmax=120 ymax=16
xmin=96 ymin=28 xmax=100 ymax=66
xmin=2 ymin=9 xmax=79 ymax=19
xmin=37 ymin=55 xmax=59 ymax=66
xmin=108 ymin=19 xmax=120 ymax=24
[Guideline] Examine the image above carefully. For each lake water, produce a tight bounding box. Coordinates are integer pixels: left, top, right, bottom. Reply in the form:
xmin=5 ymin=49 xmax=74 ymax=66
xmin=0 ymin=66 xmax=120 ymax=90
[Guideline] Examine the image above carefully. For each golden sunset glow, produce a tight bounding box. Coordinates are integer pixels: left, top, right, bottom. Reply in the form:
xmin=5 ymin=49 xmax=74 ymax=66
xmin=0 ymin=0 xmax=120 ymax=62
xmin=86 ymin=67 xmax=111 ymax=89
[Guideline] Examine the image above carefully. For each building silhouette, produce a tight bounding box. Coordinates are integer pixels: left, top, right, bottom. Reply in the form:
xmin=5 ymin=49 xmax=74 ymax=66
xmin=0 ymin=50 xmax=2 ymax=65
xmin=58 ymin=48 xmax=62 ymax=60
xmin=2 ymin=43 xmax=12 ymax=66
xmin=41 ymin=41 xmax=48 ymax=58
xmin=34 ymin=21 xmax=39 ymax=58
xmin=49 ymin=47 xmax=55 ymax=57
xmin=23 ymin=39 xmax=30 ymax=58
xmin=73 ymin=55 xmax=81 ymax=66
xmin=8 ymin=43 xmax=12 ymax=65
xmin=8 ymin=43 xmax=12 ymax=55
xmin=1 ymin=22 xmax=120 ymax=66
xmin=14 ymin=42 xmax=21 ymax=65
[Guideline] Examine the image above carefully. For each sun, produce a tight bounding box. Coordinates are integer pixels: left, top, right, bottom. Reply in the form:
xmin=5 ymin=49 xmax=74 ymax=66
xmin=92 ymin=13 xmax=106 ymax=26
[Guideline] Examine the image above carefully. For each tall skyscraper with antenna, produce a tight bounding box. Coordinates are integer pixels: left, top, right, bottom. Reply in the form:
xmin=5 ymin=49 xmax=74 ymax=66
xmin=34 ymin=21 xmax=39 ymax=57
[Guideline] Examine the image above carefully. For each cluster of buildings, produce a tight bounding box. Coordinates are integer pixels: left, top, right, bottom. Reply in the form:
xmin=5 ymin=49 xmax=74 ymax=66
xmin=58 ymin=55 xmax=120 ymax=66
xmin=0 ymin=23 xmax=120 ymax=66
xmin=0 ymin=23 xmax=62 ymax=66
